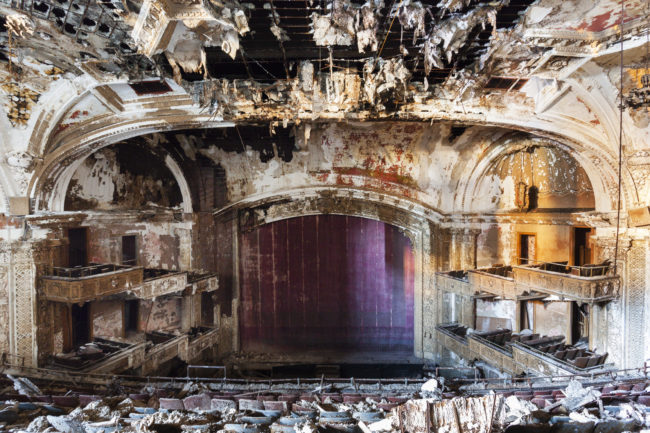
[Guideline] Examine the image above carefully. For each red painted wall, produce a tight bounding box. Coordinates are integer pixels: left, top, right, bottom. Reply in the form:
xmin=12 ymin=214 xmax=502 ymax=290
xmin=239 ymin=215 xmax=415 ymax=354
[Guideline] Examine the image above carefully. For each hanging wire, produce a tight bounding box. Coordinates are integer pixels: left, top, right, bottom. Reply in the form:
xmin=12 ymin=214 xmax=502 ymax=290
xmin=613 ymin=0 xmax=625 ymax=275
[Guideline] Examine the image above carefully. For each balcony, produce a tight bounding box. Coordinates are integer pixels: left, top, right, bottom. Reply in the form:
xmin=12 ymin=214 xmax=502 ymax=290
xmin=39 ymin=265 xmax=209 ymax=302
xmin=446 ymin=261 xmax=619 ymax=303
xmin=185 ymin=326 xmax=220 ymax=361
xmin=436 ymin=271 xmax=472 ymax=296
xmin=467 ymin=266 xmax=517 ymax=299
xmin=40 ymin=264 xmax=143 ymax=303
xmin=512 ymin=262 xmax=619 ymax=302
xmin=49 ymin=328 xmax=219 ymax=375
xmin=141 ymin=332 xmax=189 ymax=375
xmin=187 ymin=272 xmax=219 ymax=294
xmin=131 ymin=268 xmax=188 ymax=299
xmin=50 ymin=337 xmax=146 ymax=373
xmin=436 ymin=325 xmax=612 ymax=376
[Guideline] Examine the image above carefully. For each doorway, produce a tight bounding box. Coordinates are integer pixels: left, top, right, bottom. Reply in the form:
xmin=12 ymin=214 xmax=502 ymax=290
xmin=124 ymin=300 xmax=139 ymax=333
xmin=68 ymin=228 xmax=88 ymax=267
xmin=571 ymin=302 xmax=589 ymax=345
xmin=122 ymin=235 xmax=137 ymax=265
xmin=71 ymin=303 xmax=91 ymax=347
xmin=201 ymin=292 xmax=215 ymax=327
xmin=573 ymin=227 xmax=592 ymax=266
xmin=518 ymin=233 xmax=536 ymax=265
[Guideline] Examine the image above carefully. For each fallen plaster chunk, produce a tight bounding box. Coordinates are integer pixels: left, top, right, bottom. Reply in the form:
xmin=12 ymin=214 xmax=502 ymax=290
xmin=561 ymin=380 xmax=602 ymax=411
xmin=7 ymin=374 xmax=41 ymax=397
xmin=367 ymin=417 xmax=393 ymax=432
xmin=46 ymin=416 xmax=85 ymax=433
xmin=421 ymin=379 xmax=439 ymax=392
xmin=503 ymin=395 xmax=537 ymax=425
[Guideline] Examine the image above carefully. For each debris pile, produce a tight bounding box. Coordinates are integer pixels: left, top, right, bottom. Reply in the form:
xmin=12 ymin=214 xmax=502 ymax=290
xmin=0 ymin=376 xmax=649 ymax=432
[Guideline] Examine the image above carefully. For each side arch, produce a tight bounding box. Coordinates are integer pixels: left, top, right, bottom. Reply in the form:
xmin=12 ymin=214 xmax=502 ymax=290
xmin=454 ymin=133 xmax=631 ymax=214
xmin=28 ymin=115 xmax=234 ymax=213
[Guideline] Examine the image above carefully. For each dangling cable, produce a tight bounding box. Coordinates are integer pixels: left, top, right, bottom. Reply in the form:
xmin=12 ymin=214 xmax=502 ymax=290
xmin=613 ymin=0 xmax=625 ymax=275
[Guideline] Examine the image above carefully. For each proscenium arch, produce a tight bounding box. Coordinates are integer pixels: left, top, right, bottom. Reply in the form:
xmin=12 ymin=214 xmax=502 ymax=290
xmin=27 ymin=86 xmax=633 ymax=215
xmin=28 ymin=117 xmax=235 ymax=214
xmin=214 ymin=186 xmax=437 ymax=359
xmin=455 ymin=132 xmax=630 ymax=214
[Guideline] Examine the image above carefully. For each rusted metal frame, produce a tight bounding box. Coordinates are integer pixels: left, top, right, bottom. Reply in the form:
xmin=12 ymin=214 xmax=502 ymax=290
xmin=75 ymin=0 xmax=91 ymax=39
xmin=62 ymin=0 xmax=76 ymax=35
xmin=268 ymin=0 xmax=291 ymax=80
xmin=239 ymin=49 xmax=255 ymax=81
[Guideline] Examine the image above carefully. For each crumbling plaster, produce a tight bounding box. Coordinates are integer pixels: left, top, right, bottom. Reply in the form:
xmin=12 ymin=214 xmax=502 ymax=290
xmin=15 ymin=60 xmax=641 ymax=218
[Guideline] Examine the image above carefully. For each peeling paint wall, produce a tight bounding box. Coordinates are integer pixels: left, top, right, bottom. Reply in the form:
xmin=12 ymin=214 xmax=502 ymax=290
xmin=83 ymin=214 xmax=192 ymax=270
xmin=139 ymin=297 xmax=182 ymax=333
xmin=532 ymin=301 xmax=571 ymax=340
xmin=92 ymin=300 xmax=124 ymax=339
xmin=475 ymin=299 xmax=516 ymax=332
xmin=475 ymin=145 xmax=595 ymax=212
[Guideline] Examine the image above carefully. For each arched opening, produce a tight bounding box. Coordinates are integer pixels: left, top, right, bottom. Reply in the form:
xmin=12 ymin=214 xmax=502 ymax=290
xmin=238 ymin=215 xmax=416 ymax=361
xmin=472 ymin=143 xmax=595 ymax=213
xmin=64 ymin=142 xmax=183 ymax=211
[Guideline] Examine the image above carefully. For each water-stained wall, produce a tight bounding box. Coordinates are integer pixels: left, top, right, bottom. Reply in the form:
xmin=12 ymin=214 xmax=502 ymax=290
xmin=92 ymin=300 xmax=124 ymax=338
xmin=138 ymin=298 xmax=183 ymax=333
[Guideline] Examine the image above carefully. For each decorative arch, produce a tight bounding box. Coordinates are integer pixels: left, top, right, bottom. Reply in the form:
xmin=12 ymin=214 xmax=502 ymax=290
xmin=28 ymin=114 xmax=234 ymax=213
xmin=26 ymin=80 xmax=635 ymax=216
xmin=214 ymin=185 xmax=440 ymax=359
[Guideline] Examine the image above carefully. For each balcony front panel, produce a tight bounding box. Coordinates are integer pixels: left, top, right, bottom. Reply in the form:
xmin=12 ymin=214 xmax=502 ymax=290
xmin=134 ymin=272 xmax=188 ymax=299
xmin=512 ymin=266 xmax=619 ymax=302
xmin=467 ymin=271 xmax=517 ymax=299
xmin=185 ymin=328 xmax=219 ymax=361
xmin=435 ymin=326 xmax=472 ymax=360
xmin=435 ymin=273 xmax=472 ymax=296
xmin=142 ymin=335 xmax=189 ymax=375
xmin=83 ymin=342 xmax=147 ymax=374
xmin=467 ymin=335 xmax=518 ymax=374
xmin=511 ymin=343 xmax=577 ymax=376
xmin=188 ymin=274 xmax=219 ymax=294
xmin=41 ymin=267 xmax=143 ymax=303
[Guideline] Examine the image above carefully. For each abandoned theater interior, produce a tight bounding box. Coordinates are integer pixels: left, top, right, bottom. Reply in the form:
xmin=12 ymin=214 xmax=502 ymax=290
xmin=1 ymin=0 xmax=650 ymax=431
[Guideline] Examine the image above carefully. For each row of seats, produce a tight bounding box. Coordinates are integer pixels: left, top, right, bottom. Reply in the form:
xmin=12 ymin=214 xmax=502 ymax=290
xmin=519 ymin=334 xmax=608 ymax=369
xmin=443 ymin=324 xmax=469 ymax=338
xmin=475 ymin=328 xmax=609 ymax=369
xmin=505 ymin=381 xmax=650 ymax=409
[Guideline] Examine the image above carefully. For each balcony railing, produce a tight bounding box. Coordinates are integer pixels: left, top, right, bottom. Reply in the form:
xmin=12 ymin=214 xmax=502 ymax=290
xmin=187 ymin=272 xmax=219 ymax=294
xmin=512 ymin=261 xmax=619 ymax=302
xmin=437 ymin=325 xmax=613 ymax=376
xmin=435 ymin=271 xmax=472 ymax=295
xmin=131 ymin=269 xmax=188 ymax=299
xmin=141 ymin=332 xmax=189 ymax=375
xmin=51 ymin=328 xmax=219 ymax=375
xmin=467 ymin=266 xmax=517 ymax=299
xmin=442 ymin=261 xmax=619 ymax=303
xmin=185 ymin=327 xmax=220 ymax=361
xmin=40 ymin=264 xmax=143 ymax=303
xmin=40 ymin=264 xmax=215 ymax=302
